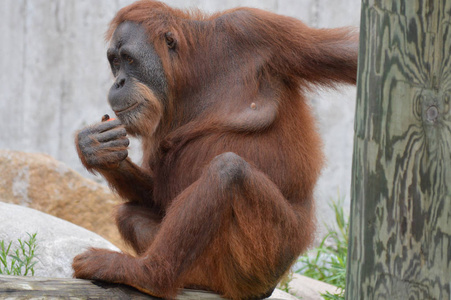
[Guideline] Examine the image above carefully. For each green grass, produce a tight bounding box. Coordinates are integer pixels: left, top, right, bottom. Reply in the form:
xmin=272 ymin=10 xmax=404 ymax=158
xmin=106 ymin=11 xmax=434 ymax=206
xmin=295 ymin=199 xmax=348 ymax=300
xmin=0 ymin=233 xmax=38 ymax=276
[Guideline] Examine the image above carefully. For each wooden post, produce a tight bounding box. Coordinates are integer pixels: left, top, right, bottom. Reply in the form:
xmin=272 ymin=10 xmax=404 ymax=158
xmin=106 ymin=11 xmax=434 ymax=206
xmin=346 ymin=0 xmax=451 ymax=299
xmin=0 ymin=275 xmax=225 ymax=299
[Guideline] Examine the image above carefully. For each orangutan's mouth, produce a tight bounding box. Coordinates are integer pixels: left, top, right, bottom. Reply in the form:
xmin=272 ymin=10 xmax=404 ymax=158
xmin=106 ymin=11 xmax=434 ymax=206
xmin=113 ymin=102 xmax=142 ymax=114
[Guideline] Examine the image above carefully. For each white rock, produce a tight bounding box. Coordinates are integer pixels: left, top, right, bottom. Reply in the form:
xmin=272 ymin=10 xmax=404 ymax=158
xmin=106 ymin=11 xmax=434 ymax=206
xmin=288 ymin=273 xmax=341 ymax=300
xmin=0 ymin=202 xmax=119 ymax=278
xmin=269 ymin=288 xmax=301 ymax=300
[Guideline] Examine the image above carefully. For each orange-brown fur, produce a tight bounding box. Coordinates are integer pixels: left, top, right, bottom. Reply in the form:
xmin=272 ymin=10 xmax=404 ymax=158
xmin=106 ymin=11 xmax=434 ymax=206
xmin=73 ymin=1 xmax=358 ymax=299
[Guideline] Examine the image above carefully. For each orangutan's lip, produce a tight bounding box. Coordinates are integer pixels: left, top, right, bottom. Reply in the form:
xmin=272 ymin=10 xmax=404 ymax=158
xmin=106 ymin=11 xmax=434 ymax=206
xmin=113 ymin=102 xmax=141 ymax=114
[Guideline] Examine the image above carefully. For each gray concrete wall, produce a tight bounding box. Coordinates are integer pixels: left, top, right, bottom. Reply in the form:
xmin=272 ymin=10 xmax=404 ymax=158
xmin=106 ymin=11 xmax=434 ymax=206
xmin=0 ymin=0 xmax=361 ymax=241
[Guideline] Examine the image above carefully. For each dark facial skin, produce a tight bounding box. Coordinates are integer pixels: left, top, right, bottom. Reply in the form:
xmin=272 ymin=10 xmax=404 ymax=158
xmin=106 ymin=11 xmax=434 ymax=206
xmin=75 ymin=22 xmax=169 ymax=173
xmin=107 ymin=22 xmax=168 ymax=119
